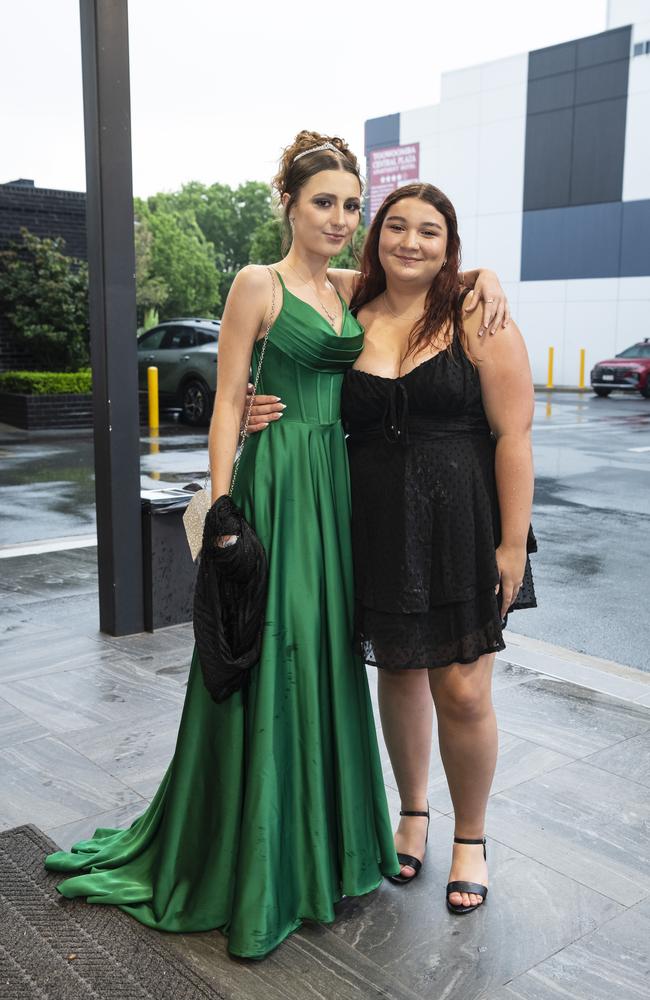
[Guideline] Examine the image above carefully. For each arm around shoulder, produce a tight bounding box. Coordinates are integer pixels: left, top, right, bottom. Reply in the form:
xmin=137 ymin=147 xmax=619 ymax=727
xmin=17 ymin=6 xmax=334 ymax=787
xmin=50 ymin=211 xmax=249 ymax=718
xmin=327 ymin=267 xmax=361 ymax=304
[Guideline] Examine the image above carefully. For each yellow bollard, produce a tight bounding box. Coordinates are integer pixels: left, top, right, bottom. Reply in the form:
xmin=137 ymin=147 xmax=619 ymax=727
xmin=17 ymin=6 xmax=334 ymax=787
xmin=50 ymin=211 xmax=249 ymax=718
xmin=579 ymin=348 xmax=586 ymax=389
xmin=147 ymin=366 xmax=159 ymax=432
xmin=547 ymin=347 xmax=554 ymax=389
xmin=149 ymin=437 xmax=160 ymax=481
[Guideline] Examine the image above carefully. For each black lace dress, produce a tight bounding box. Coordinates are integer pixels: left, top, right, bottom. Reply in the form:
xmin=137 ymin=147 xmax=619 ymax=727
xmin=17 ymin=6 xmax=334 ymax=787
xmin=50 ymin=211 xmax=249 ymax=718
xmin=341 ymin=332 xmax=536 ymax=670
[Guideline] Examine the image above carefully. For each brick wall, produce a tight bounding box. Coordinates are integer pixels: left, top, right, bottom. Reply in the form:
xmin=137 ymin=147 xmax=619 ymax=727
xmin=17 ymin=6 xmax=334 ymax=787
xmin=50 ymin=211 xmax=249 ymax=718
xmin=0 ymin=181 xmax=87 ymax=371
xmin=0 ymin=392 xmax=93 ymax=430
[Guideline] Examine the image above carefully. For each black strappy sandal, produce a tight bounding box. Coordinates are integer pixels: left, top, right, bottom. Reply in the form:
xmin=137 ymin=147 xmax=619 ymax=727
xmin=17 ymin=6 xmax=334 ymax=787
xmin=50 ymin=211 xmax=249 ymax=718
xmin=387 ymin=806 xmax=430 ymax=885
xmin=446 ymin=836 xmax=489 ymax=914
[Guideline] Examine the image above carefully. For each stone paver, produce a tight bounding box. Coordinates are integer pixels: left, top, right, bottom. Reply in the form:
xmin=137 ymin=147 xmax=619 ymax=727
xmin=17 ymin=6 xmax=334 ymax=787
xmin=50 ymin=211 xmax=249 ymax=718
xmin=2 ymin=549 xmax=649 ymax=999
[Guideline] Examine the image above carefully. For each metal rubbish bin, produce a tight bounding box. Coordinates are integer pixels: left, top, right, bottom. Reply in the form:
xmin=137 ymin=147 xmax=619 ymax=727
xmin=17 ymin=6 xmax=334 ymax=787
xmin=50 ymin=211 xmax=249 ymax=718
xmin=141 ymin=487 xmax=199 ymax=632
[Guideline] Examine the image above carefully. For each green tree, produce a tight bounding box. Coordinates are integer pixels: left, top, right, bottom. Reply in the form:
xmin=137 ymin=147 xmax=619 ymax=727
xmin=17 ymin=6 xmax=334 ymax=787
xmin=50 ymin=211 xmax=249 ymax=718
xmin=230 ymin=181 xmax=274 ymax=269
xmin=249 ymin=218 xmax=283 ymax=265
xmin=135 ymin=199 xmax=221 ymax=318
xmin=0 ymin=228 xmax=89 ymax=371
xmin=134 ymin=213 xmax=168 ymax=324
xmin=149 ymin=181 xmax=274 ymax=304
xmin=158 ymin=180 xmax=273 ymax=271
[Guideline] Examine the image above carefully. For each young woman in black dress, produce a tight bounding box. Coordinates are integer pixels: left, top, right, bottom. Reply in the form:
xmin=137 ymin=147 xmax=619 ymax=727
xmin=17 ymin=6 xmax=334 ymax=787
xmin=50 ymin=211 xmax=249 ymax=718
xmin=339 ymin=183 xmax=535 ymax=913
xmin=249 ymin=181 xmax=534 ymax=915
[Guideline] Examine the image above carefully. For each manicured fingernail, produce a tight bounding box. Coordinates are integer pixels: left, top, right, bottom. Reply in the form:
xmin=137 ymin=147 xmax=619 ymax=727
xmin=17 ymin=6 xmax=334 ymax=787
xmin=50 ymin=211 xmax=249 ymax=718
xmin=275 ymin=412 xmax=283 ymax=419
xmin=280 ymin=403 xmax=287 ymax=409
xmin=274 ymin=396 xmax=282 ymax=401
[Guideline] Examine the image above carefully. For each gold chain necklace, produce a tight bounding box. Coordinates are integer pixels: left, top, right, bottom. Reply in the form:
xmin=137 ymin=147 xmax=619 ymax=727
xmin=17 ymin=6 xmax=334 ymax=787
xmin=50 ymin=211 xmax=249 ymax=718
xmin=286 ymin=262 xmax=340 ymax=329
xmin=383 ymin=291 xmax=423 ymax=322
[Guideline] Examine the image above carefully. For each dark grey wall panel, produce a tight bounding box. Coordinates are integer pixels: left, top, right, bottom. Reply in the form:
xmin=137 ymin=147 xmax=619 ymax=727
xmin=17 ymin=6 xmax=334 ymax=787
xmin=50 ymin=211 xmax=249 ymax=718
xmin=521 ymin=207 xmax=570 ymax=279
xmin=565 ymin=202 xmax=622 ymax=277
xmin=523 ymin=108 xmax=573 ymax=211
xmin=529 ymin=40 xmax=576 ymax=80
xmin=364 ymin=114 xmax=400 ymax=155
xmin=577 ymin=26 xmax=631 ymax=68
xmin=528 ymin=71 xmax=575 ymax=114
xmin=521 ymin=202 xmax=623 ymax=280
xmin=524 ymin=26 xmax=631 ymax=213
xmin=620 ymin=200 xmax=650 ymax=277
xmin=575 ymin=59 xmax=629 ymax=105
xmin=570 ymin=98 xmax=627 ymax=205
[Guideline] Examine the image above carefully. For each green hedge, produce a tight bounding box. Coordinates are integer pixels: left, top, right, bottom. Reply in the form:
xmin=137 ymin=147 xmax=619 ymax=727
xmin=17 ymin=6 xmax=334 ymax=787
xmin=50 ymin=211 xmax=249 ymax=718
xmin=0 ymin=370 xmax=92 ymax=395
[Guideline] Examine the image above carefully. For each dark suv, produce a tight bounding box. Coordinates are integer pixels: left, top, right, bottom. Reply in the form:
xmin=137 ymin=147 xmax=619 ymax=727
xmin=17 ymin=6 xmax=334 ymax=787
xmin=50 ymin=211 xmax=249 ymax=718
xmin=137 ymin=318 xmax=220 ymax=425
xmin=591 ymin=339 xmax=650 ymax=399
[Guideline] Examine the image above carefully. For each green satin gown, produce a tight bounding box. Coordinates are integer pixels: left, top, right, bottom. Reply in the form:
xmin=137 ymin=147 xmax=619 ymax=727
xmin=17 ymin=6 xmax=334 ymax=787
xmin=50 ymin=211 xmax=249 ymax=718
xmin=44 ymin=271 xmax=399 ymax=959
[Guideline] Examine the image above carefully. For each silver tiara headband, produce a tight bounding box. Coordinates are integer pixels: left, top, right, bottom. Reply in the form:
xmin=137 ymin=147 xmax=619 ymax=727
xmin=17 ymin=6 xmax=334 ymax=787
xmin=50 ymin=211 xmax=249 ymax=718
xmin=293 ymin=142 xmax=341 ymax=163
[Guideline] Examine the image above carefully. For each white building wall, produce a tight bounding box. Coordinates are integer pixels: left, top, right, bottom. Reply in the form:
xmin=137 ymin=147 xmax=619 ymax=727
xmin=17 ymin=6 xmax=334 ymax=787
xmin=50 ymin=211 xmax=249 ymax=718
xmin=607 ymin=0 xmax=650 ymax=29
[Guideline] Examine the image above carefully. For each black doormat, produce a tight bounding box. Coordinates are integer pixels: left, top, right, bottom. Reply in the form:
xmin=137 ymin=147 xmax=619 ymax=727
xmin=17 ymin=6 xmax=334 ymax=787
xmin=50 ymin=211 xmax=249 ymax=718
xmin=0 ymin=824 xmax=226 ymax=1000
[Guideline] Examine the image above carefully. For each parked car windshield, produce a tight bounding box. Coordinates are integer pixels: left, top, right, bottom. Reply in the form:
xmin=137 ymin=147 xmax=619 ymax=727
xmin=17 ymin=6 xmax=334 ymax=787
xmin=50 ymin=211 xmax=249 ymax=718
xmin=616 ymin=343 xmax=650 ymax=359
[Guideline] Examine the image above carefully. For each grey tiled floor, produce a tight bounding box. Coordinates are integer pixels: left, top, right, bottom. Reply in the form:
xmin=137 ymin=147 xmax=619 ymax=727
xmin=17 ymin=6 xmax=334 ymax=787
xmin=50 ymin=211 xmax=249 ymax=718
xmin=1 ymin=549 xmax=649 ymax=999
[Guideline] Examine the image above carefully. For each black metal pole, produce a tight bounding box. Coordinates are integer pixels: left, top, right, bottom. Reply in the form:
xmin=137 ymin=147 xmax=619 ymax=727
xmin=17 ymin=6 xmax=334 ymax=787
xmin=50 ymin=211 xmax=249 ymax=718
xmin=79 ymin=0 xmax=143 ymax=635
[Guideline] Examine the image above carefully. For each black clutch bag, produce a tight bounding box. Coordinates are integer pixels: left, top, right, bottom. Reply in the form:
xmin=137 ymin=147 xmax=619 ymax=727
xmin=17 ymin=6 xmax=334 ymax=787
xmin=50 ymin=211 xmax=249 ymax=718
xmin=193 ymin=495 xmax=268 ymax=703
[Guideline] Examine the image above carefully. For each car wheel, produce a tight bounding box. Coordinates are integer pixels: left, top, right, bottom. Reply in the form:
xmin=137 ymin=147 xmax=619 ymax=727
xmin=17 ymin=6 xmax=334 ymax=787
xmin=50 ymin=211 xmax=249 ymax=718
xmin=642 ymin=381 xmax=650 ymax=399
xmin=593 ymin=387 xmax=612 ymax=397
xmin=181 ymin=379 xmax=211 ymax=426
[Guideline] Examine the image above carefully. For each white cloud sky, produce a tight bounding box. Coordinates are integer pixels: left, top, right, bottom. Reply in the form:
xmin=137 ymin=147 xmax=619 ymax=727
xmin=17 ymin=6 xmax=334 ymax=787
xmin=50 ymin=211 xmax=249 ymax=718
xmin=1 ymin=0 xmax=609 ymax=197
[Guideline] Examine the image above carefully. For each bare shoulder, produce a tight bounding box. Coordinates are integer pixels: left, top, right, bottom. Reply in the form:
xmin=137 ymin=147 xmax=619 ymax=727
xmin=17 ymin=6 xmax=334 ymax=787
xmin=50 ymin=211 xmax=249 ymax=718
xmin=227 ymin=264 xmax=277 ymax=314
xmin=327 ymin=267 xmax=361 ymax=303
xmin=462 ymin=297 xmax=526 ymax=362
xmin=232 ymin=263 xmax=276 ymax=296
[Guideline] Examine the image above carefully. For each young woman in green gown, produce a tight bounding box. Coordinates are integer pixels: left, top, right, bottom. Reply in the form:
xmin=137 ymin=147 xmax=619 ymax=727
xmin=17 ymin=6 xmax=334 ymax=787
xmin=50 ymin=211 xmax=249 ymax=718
xmin=44 ymin=132 xmax=507 ymax=958
xmin=44 ymin=132 xmax=398 ymax=960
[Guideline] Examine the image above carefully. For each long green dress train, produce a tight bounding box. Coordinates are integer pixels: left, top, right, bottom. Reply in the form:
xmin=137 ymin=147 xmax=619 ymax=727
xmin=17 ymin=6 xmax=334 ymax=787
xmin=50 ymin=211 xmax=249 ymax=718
xmin=44 ymin=271 xmax=399 ymax=959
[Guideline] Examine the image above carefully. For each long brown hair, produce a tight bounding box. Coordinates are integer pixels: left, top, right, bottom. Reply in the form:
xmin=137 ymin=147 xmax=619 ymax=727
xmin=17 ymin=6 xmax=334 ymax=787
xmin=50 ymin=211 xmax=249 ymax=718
xmin=272 ymin=130 xmax=363 ymax=254
xmin=351 ymin=183 xmax=468 ymax=361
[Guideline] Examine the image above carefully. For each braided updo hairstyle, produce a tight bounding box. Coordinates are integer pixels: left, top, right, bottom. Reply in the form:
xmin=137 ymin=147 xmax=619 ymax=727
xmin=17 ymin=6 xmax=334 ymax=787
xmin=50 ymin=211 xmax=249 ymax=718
xmin=272 ymin=130 xmax=363 ymax=251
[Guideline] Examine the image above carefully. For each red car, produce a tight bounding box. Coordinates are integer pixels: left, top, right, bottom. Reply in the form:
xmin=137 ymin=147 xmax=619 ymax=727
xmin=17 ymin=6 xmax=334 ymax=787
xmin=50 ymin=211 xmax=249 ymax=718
xmin=591 ymin=339 xmax=650 ymax=398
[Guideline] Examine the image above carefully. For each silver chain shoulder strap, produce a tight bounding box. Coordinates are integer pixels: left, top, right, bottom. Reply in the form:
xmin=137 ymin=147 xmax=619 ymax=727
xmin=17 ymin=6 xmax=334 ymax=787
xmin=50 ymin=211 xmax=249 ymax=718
xmin=229 ymin=265 xmax=277 ymax=496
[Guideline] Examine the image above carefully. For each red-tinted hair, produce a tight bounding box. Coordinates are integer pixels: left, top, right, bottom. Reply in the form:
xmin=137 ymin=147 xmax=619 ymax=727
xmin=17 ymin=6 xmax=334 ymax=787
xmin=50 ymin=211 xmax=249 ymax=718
xmin=351 ymin=183 xmax=467 ymax=360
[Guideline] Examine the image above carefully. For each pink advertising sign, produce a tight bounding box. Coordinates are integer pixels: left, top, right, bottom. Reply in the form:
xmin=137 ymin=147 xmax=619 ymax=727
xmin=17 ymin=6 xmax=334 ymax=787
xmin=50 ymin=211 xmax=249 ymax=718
xmin=368 ymin=143 xmax=420 ymax=219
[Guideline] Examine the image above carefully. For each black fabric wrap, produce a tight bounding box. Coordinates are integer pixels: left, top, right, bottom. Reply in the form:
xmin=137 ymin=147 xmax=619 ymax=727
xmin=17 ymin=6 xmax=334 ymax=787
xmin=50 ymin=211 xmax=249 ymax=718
xmin=193 ymin=495 xmax=268 ymax=703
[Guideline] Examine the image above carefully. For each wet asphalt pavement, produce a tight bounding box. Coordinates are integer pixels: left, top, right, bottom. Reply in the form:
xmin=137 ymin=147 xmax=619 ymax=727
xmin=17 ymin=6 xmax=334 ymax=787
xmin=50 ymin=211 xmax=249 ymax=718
xmin=0 ymin=391 xmax=648 ymax=670
xmin=514 ymin=392 xmax=649 ymax=673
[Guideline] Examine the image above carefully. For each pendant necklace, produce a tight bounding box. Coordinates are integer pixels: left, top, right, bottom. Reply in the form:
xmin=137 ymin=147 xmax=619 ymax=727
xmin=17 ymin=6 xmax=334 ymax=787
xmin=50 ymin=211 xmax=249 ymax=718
xmin=286 ymin=262 xmax=340 ymax=330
